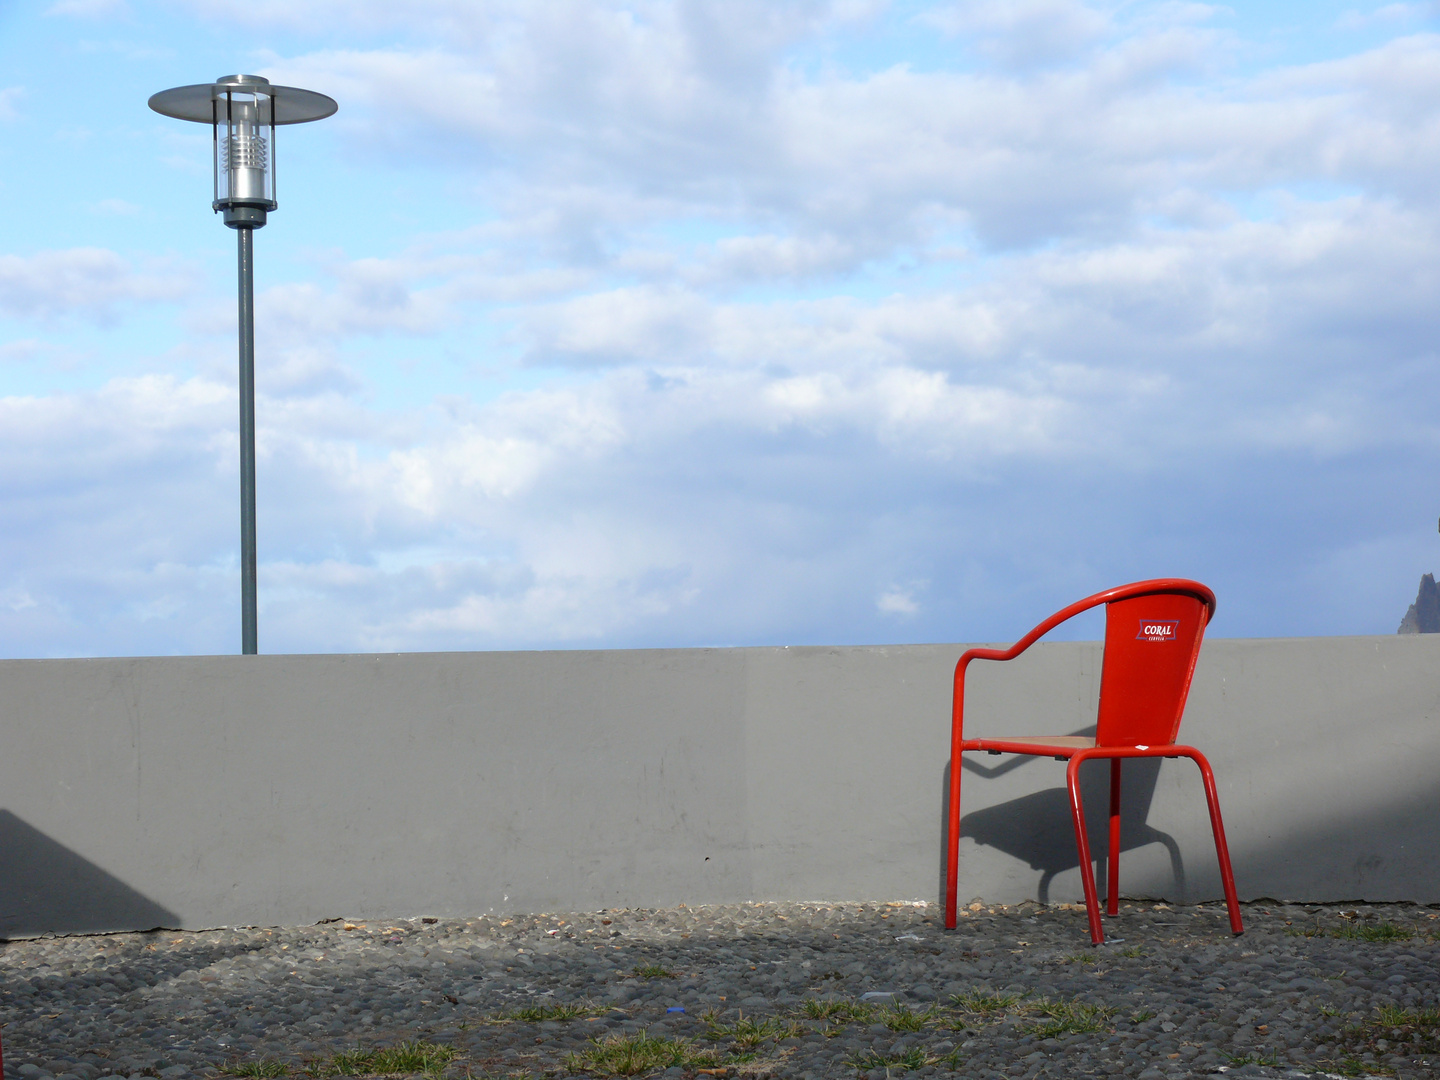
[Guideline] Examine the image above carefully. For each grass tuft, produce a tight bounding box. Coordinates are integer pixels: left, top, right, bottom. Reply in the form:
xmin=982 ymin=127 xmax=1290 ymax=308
xmin=325 ymin=1041 xmax=459 ymax=1077
xmin=1332 ymin=1003 xmax=1440 ymax=1070
xmin=502 ymin=1000 xmax=600 ymax=1022
xmin=1224 ymin=1049 xmax=1281 ymax=1068
xmin=1377 ymin=1003 xmax=1440 ymax=1028
xmin=798 ymin=999 xmax=876 ymax=1024
xmin=703 ymin=1012 xmax=804 ymax=1048
xmin=949 ymin=989 xmax=1022 ymax=1017
xmin=1290 ymin=919 xmax=1414 ymax=942
xmin=1334 ymin=1056 xmax=1395 ymax=1077
xmin=880 ymin=1004 xmax=937 ymax=1032
xmin=847 ymin=1046 xmax=934 ymax=1072
xmin=1025 ymin=999 xmax=1115 ymax=1037
xmin=562 ymin=1033 xmax=728 ymax=1076
xmin=1331 ymin=921 xmax=1412 ymax=943
xmin=630 ymin=963 xmax=677 ymax=978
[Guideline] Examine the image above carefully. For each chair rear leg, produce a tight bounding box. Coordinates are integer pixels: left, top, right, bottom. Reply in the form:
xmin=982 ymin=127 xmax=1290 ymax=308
xmin=1066 ymin=756 xmax=1105 ymax=944
xmin=1189 ymin=750 xmax=1244 ymax=935
xmin=1107 ymin=758 xmax=1121 ymax=917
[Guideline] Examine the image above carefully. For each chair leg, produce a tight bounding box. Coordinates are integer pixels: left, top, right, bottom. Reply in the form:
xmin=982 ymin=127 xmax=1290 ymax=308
xmin=1189 ymin=750 xmax=1244 ymax=935
xmin=1107 ymin=758 xmax=1121 ymax=917
xmin=945 ymin=753 xmax=964 ymax=929
xmin=1066 ymin=756 xmax=1105 ymax=944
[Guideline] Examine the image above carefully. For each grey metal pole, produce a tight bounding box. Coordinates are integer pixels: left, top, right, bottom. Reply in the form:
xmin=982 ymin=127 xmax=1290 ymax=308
xmin=237 ymin=225 xmax=258 ymax=655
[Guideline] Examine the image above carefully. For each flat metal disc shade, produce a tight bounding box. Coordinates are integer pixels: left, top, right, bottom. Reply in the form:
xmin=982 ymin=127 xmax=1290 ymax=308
xmin=149 ymin=76 xmax=337 ymax=125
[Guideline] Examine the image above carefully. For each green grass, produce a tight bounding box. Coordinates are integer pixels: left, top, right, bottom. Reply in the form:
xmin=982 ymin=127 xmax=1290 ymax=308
xmin=1333 ymin=1056 xmax=1395 ymax=1078
xmin=798 ymin=999 xmax=876 ymax=1024
xmin=218 ymin=1063 xmax=290 ymax=1079
xmin=1329 ymin=1004 xmax=1440 ymax=1075
xmin=949 ymin=989 xmax=1023 ymax=1017
xmin=224 ymin=1042 xmax=463 ymax=1080
xmin=1331 ymin=921 xmax=1412 ymax=943
xmin=1223 ymin=1049 xmax=1281 ymax=1068
xmin=702 ymin=1012 xmax=804 ymax=1049
xmin=1024 ymin=1000 xmax=1115 ymax=1037
xmin=880 ymin=1004 xmax=937 ymax=1032
xmin=1353 ymin=1004 xmax=1440 ymax=1054
xmin=1066 ymin=952 xmax=1097 ymax=964
xmin=1289 ymin=919 xmax=1414 ymax=942
xmin=630 ymin=963 xmax=677 ymax=978
xmin=1117 ymin=946 xmax=1145 ymax=958
xmin=1377 ymin=1004 xmax=1440 ymax=1027
xmin=562 ymin=1033 xmax=731 ymax=1076
xmin=847 ymin=1046 xmax=934 ymax=1072
xmin=1129 ymin=1009 xmax=1156 ymax=1024
xmin=501 ymin=1000 xmax=601 ymax=1022
xmin=325 ymin=1041 xmax=460 ymax=1077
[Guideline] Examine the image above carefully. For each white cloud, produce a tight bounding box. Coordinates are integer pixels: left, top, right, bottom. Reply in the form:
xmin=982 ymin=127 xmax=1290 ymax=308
xmin=1336 ymin=3 xmax=1436 ymax=31
xmin=918 ymin=0 xmax=1112 ymax=67
xmin=0 ymin=248 xmax=193 ymax=324
xmin=246 ymin=10 xmax=1440 ymax=274
xmin=45 ymin=0 xmax=129 ymax=17
xmin=5 ymin=1 xmax=1440 ymax=654
xmin=877 ymin=587 xmax=920 ymax=616
xmin=88 ymin=199 xmax=143 ymax=217
xmin=0 ymin=88 xmax=23 ymax=122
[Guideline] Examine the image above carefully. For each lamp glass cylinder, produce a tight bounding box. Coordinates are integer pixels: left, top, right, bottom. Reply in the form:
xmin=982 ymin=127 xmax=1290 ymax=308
xmin=213 ymin=89 xmax=276 ymax=212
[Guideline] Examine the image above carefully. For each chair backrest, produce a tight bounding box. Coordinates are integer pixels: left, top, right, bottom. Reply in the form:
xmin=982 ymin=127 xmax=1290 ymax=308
xmin=1094 ymin=583 xmax=1214 ymax=747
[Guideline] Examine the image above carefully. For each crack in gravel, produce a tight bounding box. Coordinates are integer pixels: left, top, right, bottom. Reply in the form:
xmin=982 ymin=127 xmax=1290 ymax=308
xmin=1 ymin=900 xmax=1435 ymax=1080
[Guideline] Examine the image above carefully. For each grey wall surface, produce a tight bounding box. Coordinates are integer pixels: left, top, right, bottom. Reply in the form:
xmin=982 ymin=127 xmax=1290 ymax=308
xmin=0 ymin=634 xmax=1437 ymax=936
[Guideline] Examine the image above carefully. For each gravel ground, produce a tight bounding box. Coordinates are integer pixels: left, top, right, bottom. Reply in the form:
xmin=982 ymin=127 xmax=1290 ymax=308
xmin=2 ymin=900 xmax=1436 ymax=1080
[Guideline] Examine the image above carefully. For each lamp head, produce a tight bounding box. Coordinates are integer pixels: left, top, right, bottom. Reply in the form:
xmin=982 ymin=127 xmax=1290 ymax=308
xmin=149 ymin=75 xmax=337 ymax=229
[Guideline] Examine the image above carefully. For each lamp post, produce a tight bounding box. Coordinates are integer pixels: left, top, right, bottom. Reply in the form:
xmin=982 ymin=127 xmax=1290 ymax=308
xmin=149 ymin=75 xmax=336 ymax=655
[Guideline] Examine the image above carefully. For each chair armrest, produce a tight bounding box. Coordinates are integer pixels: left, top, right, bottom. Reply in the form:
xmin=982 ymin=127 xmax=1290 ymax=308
xmin=950 ymin=579 xmax=1215 ymax=747
xmin=952 ymin=591 xmax=1114 ymax=744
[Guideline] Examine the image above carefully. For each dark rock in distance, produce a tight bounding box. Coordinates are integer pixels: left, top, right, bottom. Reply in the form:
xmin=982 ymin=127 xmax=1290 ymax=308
xmin=1398 ymin=572 xmax=1440 ymax=633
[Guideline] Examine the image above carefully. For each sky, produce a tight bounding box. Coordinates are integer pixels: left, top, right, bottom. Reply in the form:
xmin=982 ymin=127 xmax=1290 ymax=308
xmin=0 ymin=0 xmax=1438 ymax=657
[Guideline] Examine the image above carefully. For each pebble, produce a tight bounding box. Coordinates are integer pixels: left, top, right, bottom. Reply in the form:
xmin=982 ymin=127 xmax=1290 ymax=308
xmin=0 ymin=901 xmax=1434 ymax=1079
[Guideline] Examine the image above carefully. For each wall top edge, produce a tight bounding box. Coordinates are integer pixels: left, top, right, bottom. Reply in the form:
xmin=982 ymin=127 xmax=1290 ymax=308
xmin=0 ymin=632 xmax=1433 ymax=666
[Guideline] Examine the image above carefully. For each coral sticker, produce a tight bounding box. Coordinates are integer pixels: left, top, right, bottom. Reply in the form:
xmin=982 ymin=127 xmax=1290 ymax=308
xmin=1137 ymin=620 xmax=1179 ymax=642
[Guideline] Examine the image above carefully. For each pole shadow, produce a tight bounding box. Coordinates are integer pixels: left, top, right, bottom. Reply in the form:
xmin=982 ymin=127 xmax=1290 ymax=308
xmin=0 ymin=810 xmax=179 ymax=937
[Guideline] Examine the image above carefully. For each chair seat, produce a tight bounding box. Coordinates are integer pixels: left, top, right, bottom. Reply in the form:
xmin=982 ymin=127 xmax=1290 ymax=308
xmin=965 ymin=735 xmax=1097 ymax=753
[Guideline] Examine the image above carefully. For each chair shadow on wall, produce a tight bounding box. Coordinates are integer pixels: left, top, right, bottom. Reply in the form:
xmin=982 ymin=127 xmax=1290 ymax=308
xmin=0 ymin=809 xmax=179 ymax=938
xmin=938 ymin=727 xmax=1186 ymax=905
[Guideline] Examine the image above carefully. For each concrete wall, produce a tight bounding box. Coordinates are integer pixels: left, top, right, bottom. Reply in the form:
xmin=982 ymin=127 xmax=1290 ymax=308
xmin=1 ymin=634 xmax=1437 ymax=936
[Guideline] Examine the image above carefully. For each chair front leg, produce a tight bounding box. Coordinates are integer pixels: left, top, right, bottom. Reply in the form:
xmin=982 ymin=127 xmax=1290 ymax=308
xmin=945 ymin=750 xmax=964 ymax=929
xmin=1184 ymin=748 xmax=1244 ymax=935
xmin=1066 ymin=753 xmax=1106 ymax=944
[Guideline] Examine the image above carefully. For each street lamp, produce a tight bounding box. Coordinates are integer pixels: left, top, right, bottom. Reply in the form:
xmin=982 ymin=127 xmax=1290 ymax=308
xmin=149 ymin=75 xmax=337 ymax=655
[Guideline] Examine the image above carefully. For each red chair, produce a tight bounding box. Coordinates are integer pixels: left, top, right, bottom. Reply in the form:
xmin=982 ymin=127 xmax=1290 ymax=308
xmin=944 ymin=579 xmax=1243 ymax=944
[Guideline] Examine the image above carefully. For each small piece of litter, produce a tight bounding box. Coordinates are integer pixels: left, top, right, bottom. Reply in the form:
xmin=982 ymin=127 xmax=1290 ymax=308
xmin=861 ymin=991 xmax=900 ymax=1002
xmin=667 ymin=1006 xmax=685 ymax=1013
xmin=895 ymin=934 xmax=922 ymax=942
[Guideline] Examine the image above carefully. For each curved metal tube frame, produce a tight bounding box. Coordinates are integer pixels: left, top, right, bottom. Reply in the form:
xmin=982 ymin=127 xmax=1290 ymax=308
xmin=944 ymin=579 xmax=1240 ymax=943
